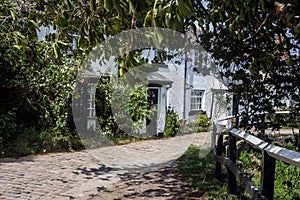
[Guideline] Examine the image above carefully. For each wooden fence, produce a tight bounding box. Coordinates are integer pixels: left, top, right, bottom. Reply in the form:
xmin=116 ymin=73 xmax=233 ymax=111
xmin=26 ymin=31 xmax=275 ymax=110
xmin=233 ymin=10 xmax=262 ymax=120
xmin=213 ymin=119 xmax=300 ymax=200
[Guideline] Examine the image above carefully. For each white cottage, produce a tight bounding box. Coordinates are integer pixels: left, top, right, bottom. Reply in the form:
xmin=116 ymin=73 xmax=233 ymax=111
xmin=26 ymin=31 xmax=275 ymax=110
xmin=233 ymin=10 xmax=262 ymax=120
xmin=145 ymin=61 xmax=229 ymax=135
xmin=75 ymin=59 xmax=229 ymax=136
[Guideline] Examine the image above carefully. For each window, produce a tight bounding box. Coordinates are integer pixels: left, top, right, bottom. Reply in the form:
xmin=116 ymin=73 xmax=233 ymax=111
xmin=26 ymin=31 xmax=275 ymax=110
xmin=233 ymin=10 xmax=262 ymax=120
xmin=190 ymin=90 xmax=204 ymax=111
xmin=87 ymin=83 xmax=96 ymax=118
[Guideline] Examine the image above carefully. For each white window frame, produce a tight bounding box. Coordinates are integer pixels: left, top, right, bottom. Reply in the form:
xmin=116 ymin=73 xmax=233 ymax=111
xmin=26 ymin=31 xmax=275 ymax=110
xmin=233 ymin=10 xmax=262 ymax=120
xmin=190 ymin=90 xmax=204 ymax=111
xmin=87 ymin=84 xmax=96 ymax=118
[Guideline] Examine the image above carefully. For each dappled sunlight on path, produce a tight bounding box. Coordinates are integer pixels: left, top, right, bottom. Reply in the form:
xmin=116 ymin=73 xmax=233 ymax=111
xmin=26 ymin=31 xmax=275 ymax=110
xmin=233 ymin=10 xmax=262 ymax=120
xmin=0 ymin=132 xmax=211 ymax=199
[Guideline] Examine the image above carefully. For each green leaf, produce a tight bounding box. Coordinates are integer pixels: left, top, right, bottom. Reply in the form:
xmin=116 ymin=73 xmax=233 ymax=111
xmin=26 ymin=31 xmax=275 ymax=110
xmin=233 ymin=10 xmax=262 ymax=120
xmin=143 ymin=10 xmax=153 ymax=26
xmin=29 ymin=20 xmax=40 ymax=30
xmin=128 ymin=0 xmax=135 ymax=14
xmin=57 ymin=41 xmax=69 ymax=46
xmin=52 ymin=43 xmax=58 ymax=58
xmin=287 ymin=13 xmax=295 ymax=24
xmin=66 ymin=0 xmax=74 ymax=8
xmin=113 ymin=0 xmax=122 ymax=15
xmin=90 ymin=0 xmax=96 ymax=11
xmin=10 ymin=9 xmax=16 ymax=21
xmin=177 ymin=0 xmax=194 ymax=18
xmin=13 ymin=45 xmax=21 ymax=50
xmin=295 ymin=23 xmax=300 ymax=34
xmin=104 ymin=0 xmax=112 ymax=11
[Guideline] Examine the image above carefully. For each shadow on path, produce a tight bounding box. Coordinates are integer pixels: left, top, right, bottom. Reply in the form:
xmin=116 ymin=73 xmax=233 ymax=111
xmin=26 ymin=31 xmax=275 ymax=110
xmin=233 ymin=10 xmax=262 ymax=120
xmin=89 ymin=162 xmax=201 ymax=200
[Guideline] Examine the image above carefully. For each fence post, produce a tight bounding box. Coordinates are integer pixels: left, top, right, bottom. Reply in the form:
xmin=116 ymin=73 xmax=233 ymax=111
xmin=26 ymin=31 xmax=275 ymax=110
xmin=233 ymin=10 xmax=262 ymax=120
xmin=215 ymin=134 xmax=223 ymax=180
xmin=226 ymin=93 xmax=239 ymax=194
xmin=227 ymin=132 xmax=237 ymax=194
xmin=261 ymin=150 xmax=276 ymax=200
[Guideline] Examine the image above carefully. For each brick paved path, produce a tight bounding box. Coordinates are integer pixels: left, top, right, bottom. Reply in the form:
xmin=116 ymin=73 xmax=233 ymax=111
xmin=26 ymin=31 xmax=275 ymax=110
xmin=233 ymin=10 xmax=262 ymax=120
xmin=0 ymin=132 xmax=212 ymax=200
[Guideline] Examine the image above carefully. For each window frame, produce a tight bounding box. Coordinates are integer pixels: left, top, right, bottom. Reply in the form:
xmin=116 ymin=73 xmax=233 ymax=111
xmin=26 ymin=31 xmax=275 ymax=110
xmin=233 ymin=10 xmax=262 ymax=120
xmin=190 ymin=89 xmax=204 ymax=111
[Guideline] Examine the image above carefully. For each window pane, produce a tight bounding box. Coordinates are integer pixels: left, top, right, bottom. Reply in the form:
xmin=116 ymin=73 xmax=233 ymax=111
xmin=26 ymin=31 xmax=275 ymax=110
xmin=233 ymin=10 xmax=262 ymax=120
xmin=190 ymin=90 xmax=204 ymax=111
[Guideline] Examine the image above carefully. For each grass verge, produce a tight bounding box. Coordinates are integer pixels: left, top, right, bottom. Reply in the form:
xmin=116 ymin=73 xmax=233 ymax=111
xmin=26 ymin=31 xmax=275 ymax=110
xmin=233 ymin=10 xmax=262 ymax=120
xmin=176 ymin=144 xmax=250 ymax=199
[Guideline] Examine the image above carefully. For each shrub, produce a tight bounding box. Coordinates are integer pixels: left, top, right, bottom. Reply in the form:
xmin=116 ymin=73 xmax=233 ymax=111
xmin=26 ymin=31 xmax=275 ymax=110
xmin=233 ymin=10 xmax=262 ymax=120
xmin=179 ymin=119 xmax=206 ymax=134
xmin=197 ymin=111 xmax=210 ymax=128
xmin=164 ymin=107 xmax=180 ymax=137
xmin=96 ymin=76 xmax=150 ymax=140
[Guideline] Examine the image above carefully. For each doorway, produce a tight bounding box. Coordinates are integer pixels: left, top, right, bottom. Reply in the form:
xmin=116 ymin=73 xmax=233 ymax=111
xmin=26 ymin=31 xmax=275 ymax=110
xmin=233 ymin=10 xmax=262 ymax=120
xmin=147 ymin=88 xmax=159 ymax=135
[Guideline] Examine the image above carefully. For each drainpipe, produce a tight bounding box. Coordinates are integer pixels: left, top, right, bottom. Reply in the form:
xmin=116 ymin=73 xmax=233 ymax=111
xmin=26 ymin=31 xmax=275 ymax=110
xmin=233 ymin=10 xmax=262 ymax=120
xmin=183 ymin=50 xmax=187 ymax=120
xmin=210 ymin=89 xmax=215 ymax=119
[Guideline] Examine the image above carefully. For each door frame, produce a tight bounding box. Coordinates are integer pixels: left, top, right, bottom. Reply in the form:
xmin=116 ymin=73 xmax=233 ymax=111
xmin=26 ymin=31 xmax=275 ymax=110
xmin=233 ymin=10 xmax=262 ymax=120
xmin=147 ymin=87 xmax=161 ymax=135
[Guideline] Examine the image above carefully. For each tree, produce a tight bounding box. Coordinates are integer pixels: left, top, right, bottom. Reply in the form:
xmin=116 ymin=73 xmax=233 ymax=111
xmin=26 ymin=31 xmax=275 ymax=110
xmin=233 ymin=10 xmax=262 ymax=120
xmin=0 ymin=0 xmax=195 ymax=155
xmin=194 ymin=0 xmax=300 ymax=132
xmin=0 ymin=2 xmax=80 ymax=155
xmin=2 ymin=0 xmax=299 ymax=155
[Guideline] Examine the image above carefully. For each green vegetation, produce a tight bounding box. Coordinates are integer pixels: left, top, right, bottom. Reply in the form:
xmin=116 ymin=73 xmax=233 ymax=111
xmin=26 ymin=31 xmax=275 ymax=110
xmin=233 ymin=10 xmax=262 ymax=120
xmin=178 ymin=142 xmax=300 ymax=199
xmin=0 ymin=1 xmax=299 ymax=199
xmin=164 ymin=107 xmax=180 ymax=137
xmin=274 ymin=161 xmax=300 ymax=199
xmin=238 ymin=145 xmax=262 ymax=187
xmin=178 ymin=111 xmax=210 ymax=134
xmin=199 ymin=0 xmax=300 ymax=136
xmin=0 ymin=0 xmax=197 ymax=156
xmin=177 ymin=145 xmax=250 ymax=199
xmin=1 ymin=0 xmax=299 ymax=160
xmin=196 ymin=111 xmax=210 ymax=130
xmin=95 ymin=76 xmax=150 ymax=142
xmin=178 ymin=121 xmax=201 ymax=134
xmin=239 ymin=145 xmax=300 ymax=200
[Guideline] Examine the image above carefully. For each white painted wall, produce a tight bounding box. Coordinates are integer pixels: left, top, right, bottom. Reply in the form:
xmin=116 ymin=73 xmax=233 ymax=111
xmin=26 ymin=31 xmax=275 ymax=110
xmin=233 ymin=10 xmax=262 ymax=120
xmin=191 ymin=74 xmax=229 ymax=121
xmin=157 ymin=62 xmax=229 ymax=123
xmin=158 ymin=63 xmax=186 ymax=119
xmin=157 ymin=86 xmax=167 ymax=132
xmin=140 ymin=58 xmax=230 ymax=135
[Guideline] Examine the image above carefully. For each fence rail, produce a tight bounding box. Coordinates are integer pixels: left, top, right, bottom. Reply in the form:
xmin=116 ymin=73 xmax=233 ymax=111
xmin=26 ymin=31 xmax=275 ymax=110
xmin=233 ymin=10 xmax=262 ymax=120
xmin=213 ymin=120 xmax=300 ymax=200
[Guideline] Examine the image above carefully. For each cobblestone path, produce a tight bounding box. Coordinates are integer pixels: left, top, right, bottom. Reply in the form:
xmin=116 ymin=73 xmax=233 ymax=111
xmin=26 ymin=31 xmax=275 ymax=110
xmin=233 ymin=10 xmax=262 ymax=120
xmin=0 ymin=132 xmax=212 ymax=200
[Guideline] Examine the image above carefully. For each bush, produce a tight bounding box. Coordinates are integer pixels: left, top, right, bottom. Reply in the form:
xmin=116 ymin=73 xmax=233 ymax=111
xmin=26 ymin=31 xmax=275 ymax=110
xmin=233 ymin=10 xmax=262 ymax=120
xmin=95 ymin=76 xmax=150 ymax=140
xmin=197 ymin=111 xmax=210 ymax=128
xmin=179 ymin=119 xmax=207 ymax=134
xmin=164 ymin=107 xmax=180 ymax=137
